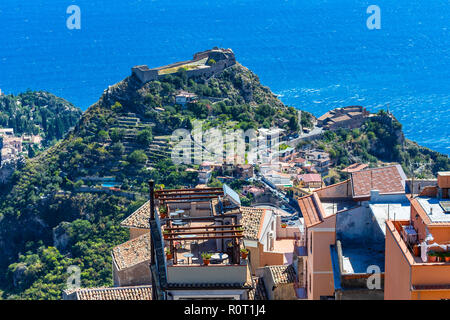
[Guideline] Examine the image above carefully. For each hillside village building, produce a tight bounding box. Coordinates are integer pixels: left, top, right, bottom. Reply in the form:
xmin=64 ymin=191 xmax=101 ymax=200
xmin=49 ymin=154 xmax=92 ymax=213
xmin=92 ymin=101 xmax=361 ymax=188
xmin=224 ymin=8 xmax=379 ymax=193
xmin=297 ymin=165 xmax=410 ymax=300
xmin=61 ymin=161 xmax=450 ymax=300
xmin=384 ymin=171 xmax=450 ymax=300
xmin=298 ymin=149 xmax=331 ymax=174
xmin=317 ymin=106 xmax=371 ymax=130
xmin=175 ymin=90 xmax=197 ymax=107
xmin=64 ymin=182 xmax=308 ymax=300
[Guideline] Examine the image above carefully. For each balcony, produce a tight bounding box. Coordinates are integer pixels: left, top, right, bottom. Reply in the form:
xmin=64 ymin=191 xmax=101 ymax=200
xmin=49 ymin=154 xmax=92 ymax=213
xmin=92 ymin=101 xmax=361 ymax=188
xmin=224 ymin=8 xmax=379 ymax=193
xmin=389 ymin=220 xmax=450 ymax=265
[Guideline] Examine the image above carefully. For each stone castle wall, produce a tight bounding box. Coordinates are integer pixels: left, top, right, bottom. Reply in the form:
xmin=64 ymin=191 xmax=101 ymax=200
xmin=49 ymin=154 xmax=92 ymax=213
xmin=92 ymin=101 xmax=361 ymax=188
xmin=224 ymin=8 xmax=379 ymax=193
xmin=132 ymin=48 xmax=236 ymax=84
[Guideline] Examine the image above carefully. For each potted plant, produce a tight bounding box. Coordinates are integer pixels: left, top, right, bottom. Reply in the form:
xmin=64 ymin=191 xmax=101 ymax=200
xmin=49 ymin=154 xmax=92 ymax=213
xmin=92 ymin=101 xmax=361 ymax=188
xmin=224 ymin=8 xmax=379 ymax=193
xmin=240 ymin=248 xmax=249 ymax=259
xmin=236 ymin=227 xmax=244 ymax=235
xmin=163 ymin=230 xmax=170 ymax=239
xmin=445 ymin=252 xmax=450 ymax=263
xmin=201 ymin=252 xmax=212 ymax=266
xmin=428 ymin=251 xmax=438 ymax=262
xmin=226 ymin=242 xmax=234 ymax=257
xmin=281 ymin=223 xmax=287 ymax=229
xmin=159 ymin=206 xmax=168 ymax=219
xmin=165 ymin=248 xmax=173 ymax=260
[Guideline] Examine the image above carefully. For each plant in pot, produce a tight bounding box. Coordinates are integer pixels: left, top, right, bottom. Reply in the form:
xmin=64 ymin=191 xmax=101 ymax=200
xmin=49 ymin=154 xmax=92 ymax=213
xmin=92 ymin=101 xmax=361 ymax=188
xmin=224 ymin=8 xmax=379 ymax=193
xmin=165 ymin=248 xmax=173 ymax=260
xmin=201 ymin=252 xmax=212 ymax=266
xmin=428 ymin=251 xmax=438 ymax=262
xmin=163 ymin=230 xmax=170 ymax=239
xmin=159 ymin=206 xmax=168 ymax=219
xmin=226 ymin=241 xmax=234 ymax=256
xmin=236 ymin=227 xmax=244 ymax=235
xmin=445 ymin=252 xmax=450 ymax=263
xmin=281 ymin=223 xmax=287 ymax=229
xmin=240 ymin=248 xmax=249 ymax=259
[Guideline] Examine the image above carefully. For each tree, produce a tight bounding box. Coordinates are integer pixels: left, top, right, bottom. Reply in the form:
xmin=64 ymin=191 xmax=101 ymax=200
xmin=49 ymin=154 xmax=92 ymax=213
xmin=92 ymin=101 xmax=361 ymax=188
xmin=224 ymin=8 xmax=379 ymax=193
xmin=127 ymin=150 xmax=148 ymax=165
xmin=288 ymin=115 xmax=300 ymax=132
xmin=136 ymin=129 xmax=152 ymax=146
xmin=111 ymin=142 xmax=124 ymax=156
xmin=111 ymin=102 xmax=123 ymax=112
xmin=110 ymin=128 xmax=125 ymax=143
xmin=97 ymin=130 xmax=109 ymax=142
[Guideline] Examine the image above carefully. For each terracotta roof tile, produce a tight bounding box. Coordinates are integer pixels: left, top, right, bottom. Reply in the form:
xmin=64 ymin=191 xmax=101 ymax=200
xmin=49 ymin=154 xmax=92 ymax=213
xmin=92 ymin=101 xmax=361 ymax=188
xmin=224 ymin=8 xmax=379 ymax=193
xmin=298 ymin=194 xmax=323 ymax=228
xmin=111 ymin=233 xmax=150 ymax=271
xmin=351 ymin=165 xmax=405 ymax=198
xmin=298 ymin=173 xmax=322 ymax=183
xmin=341 ymin=163 xmax=369 ymax=173
xmin=267 ymin=264 xmax=296 ymax=286
xmin=241 ymin=207 xmax=266 ymax=241
xmin=66 ymin=286 xmax=152 ymax=300
xmin=121 ymin=201 xmax=150 ymax=229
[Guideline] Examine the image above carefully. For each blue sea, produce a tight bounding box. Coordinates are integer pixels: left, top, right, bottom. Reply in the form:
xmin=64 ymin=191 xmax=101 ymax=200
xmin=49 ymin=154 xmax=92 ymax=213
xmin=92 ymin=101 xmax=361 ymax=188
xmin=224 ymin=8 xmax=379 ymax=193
xmin=0 ymin=0 xmax=449 ymax=154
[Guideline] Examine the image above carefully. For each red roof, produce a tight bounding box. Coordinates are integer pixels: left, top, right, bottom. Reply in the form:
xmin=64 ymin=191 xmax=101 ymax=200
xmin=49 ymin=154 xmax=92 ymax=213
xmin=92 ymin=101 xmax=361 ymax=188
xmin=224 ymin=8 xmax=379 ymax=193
xmin=342 ymin=163 xmax=369 ymax=173
xmin=351 ymin=165 xmax=405 ymax=199
xmin=298 ymin=173 xmax=322 ymax=183
xmin=298 ymin=193 xmax=325 ymax=228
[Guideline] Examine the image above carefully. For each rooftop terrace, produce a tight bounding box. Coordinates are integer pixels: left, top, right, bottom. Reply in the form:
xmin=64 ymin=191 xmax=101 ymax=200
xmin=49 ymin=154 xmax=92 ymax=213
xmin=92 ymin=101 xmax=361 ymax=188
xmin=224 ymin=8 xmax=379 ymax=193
xmin=416 ymin=196 xmax=450 ymax=223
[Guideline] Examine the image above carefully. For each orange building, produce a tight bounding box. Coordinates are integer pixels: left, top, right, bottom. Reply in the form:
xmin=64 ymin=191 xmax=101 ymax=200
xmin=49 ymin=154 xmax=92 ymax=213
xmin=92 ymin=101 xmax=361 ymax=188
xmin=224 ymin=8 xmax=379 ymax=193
xmin=297 ymin=165 xmax=410 ymax=300
xmin=385 ymin=172 xmax=450 ymax=300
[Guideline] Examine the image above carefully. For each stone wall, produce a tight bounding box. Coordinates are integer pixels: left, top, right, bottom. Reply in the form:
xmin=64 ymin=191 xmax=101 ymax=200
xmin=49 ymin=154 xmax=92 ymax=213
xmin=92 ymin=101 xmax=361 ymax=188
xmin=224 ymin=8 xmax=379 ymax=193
xmin=132 ymin=48 xmax=236 ymax=84
xmin=112 ymin=259 xmax=151 ymax=287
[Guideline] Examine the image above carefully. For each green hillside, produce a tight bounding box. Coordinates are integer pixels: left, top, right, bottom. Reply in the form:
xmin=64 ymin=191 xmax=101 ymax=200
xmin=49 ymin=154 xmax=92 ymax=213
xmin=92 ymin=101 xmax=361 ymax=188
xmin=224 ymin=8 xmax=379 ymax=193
xmin=0 ymin=91 xmax=82 ymax=146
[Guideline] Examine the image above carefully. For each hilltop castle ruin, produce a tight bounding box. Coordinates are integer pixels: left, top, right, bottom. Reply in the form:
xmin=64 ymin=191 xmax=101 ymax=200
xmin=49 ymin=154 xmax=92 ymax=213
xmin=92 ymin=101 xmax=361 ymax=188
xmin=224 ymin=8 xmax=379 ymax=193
xmin=131 ymin=47 xmax=236 ymax=83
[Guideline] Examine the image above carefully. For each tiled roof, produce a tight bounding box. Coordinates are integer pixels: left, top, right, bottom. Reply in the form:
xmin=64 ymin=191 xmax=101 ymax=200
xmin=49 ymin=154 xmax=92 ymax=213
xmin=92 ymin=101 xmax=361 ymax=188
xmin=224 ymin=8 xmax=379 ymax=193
xmin=121 ymin=201 xmax=150 ymax=229
xmin=112 ymin=233 xmax=150 ymax=271
xmin=351 ymin=165 xmax=406 ymax=198
xmin=248 ymin=276 xmax=268 ymax=300
xmin=66 ymin=286 xmax=152 ymax=300
xmin=240 ymin=207 xmax=266 ymax=241
xmin=267 ymin=264 xmax=296 ymax=286
xmin=298 ymin=193 xmax=324 ymax=228
xmin=298 ymin=173 xmax=322 ymax=183
xmin=341 ymin=163 xmax=368 ymax=173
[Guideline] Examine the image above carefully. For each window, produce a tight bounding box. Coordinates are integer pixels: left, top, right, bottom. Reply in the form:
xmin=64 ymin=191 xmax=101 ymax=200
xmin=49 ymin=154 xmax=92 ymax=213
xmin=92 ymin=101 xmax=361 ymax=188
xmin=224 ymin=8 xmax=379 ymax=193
xmin=310 ymin=233 xmax=313 ymax=254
